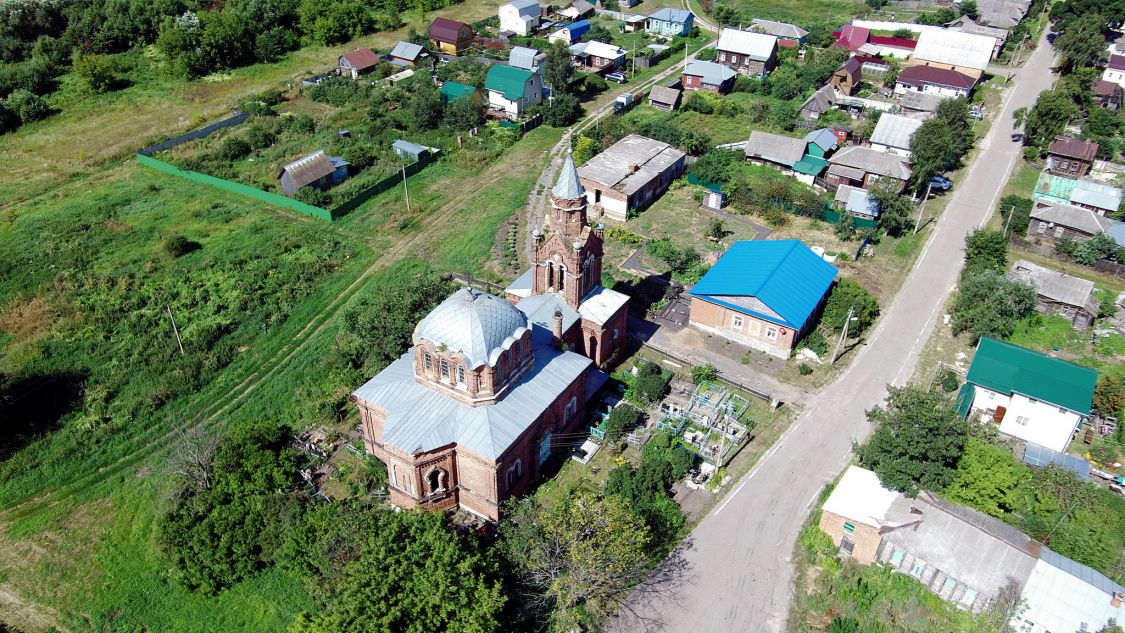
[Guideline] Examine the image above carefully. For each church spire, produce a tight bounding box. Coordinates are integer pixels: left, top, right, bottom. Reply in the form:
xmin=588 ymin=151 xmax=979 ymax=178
xmin=552 ymin=150 xmax=585 ymax=201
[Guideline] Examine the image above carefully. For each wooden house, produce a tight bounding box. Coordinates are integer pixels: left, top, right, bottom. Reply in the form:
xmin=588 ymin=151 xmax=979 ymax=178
xmin=429 ymin=17 xmax=474 ymax=56
xmin=338 ymin=48 xmax=379 ymax=79
xmin=278 ymin=150 xmax=349 ymax=196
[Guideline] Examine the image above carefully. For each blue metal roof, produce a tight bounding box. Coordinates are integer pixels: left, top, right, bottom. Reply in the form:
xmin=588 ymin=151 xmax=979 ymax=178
xmin=567 ymin=19 xmax=590 ymax=35
xmin=689 ymin=240 xmax=839 ymax=330
xmin=649 ymin=8 xmax=692 ymax=23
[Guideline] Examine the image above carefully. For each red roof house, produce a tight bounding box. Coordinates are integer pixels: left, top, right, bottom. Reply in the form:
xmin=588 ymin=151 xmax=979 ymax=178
xmin=895 ymin=64 xmax=977 ymax=97
xmin=338 ymin=48 xmax=379 ymax=79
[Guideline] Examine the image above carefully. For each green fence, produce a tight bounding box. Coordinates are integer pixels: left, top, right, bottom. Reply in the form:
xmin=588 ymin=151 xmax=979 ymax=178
xmin=136 ymin=153 xmax=333 ymax=221
xmin=685 ymin=174 xmax=878 ymax=229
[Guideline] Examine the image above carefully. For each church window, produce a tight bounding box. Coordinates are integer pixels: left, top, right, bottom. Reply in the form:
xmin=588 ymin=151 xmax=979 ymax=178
xmin=564 ymin=395 xmax=578 ymax=422
xmin=424 ymin=352 xmax=432 ymax=372
xmin=558 ymin=266 xmax=565 ymax=294
xmin=457 ymin=365 xmax=465 ymax=385
xmin=440 ymin=358 xmax=449 ymax=379
xmin=547 ymin=262 xmax=554 ymax=289
xmin=506 ymin=460 xmax=523 ymax=491
xmin=427 ymin=468 xmax=447 ymax=494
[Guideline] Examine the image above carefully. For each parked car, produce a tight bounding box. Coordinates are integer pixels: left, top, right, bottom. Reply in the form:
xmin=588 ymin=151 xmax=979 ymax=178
xmin=605 ymin=71 xmax=628 ymax=84
xmin=928 ymin=175 xmax=953 ymax=192
xmin=969 ymin=105 xmax=985 ymax=120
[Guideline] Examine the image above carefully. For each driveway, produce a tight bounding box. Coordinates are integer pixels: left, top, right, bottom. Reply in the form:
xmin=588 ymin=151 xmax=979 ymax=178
xmin=610 ymin=29 xmax=1060 ymax=633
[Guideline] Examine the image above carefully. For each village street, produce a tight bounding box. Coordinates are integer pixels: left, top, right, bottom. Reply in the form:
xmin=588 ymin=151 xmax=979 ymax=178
xmin=611 ymin=28 xmax=1060 ymax=633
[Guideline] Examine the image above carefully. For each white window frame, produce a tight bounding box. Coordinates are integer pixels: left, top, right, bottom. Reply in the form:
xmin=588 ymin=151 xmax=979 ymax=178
xmin=766 ymin=326 xmax=779 ymax=341
xmin=748 ymin=320 xmax=761 ymax=336
xmin=731 ymin=315 xmax=744 ymax=331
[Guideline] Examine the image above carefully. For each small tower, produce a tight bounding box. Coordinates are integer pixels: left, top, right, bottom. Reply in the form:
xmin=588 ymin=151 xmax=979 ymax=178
xmin=531 ymin=150 xmax=604 ymax=308
xmin=549 ymin=151 xmax=588 ymax=240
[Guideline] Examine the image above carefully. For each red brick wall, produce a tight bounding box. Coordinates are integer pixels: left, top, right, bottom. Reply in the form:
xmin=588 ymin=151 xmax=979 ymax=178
xmin=819 ymin=510 xmax=882 ymax=564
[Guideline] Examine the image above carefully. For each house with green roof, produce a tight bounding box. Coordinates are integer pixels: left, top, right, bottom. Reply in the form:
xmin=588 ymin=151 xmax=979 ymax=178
xmin=485 ymin=64 xmax=542 ymax=119
xmin=439 ymin=81 xmax=480 ymax=105
xmin=958 ymin=337 xmax=1098 ymax=452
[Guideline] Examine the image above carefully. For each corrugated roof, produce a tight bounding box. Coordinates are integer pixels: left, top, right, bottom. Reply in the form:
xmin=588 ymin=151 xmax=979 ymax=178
xmin=829 ymin=145 xmax=911 ymax=180
xmin=440 ymin=81 xmax=477 ymax=100
xmin=393 ymin=139 xmax=429 ymax=156
xmin=871 ymin=114 xmax=923 ymax=151
xmin=835 ymin=25 xmax=870 ymax=51
xmin=577 ymin=134 xmax=685 ymax=196
xmin=1108 ymin=54 xmax=1125 ymax=71
xmin=649 ymin=85 xmax=681 ymax=105
xmin=804 ymin=128 xmax=839 ymax=152
xmin=835 ymin=184 xmax=880 ymax=216
xmin=1030 ymin=203 xmax=1108 ymax=236
xmin=415 ymin=288 xmax=529 ymax=369
xmin=749 ymin=18 xmax=808 ymax=39
xmin=485 ymin=64 xmax=535 ymax=101
xmin=792 ymin=155 xmax=828 ymax=176
xmin=505 ymin=268 xmax=534 ymax=298
xmin=340 ymin=48 xmax=379 ymax=69
xmin=429 ymin=17 xmax=469 ymax=43
xmin=390 ymin=41 xmax=424 ymax=60
xmin=509 ymin=46 xmax=541 ymax=70
xmin=689 ymin=240 xmax=839 ymax=330
xmin=517 ymin=293 xmax=581 ymax=345
xmin=504 ymin=0 xmax=540 ymax=13
xmin=279 ymin=150 xmax=336 ymax=188
xmin=744 ymin=130 xmax=806 ymax=167
xmin=578 ymin=285 xmax=630 ymax=325
xmin=822 ymin=465 xmax=901 ymax=527
xmin=900 ymin=91 xmax=947 ymax=113
xmin=649 ymin=8 xmax=692 ymax=23
xmin=1009 ymin=259 xmax=1096 ymax=310
xmin=566 ymin=19 xmax=591 ymax=35
xmin=354 ymin=346 xmax=592 ymax=459
xmin=570 ymin=40 xmax=624 ymax=60
xmin=896 ymin=65 xmax=978 ymax=90
xmin=683 ymin=60 xmax=737 ymax=85
xmin=1019 ymin=550 xmax=1125 ymax=633
xmin=553 ymin=151 xmax=584 ymax=199
xmin=716 ymin=28 xmax=777 ymax=60
xmin=912 ymin=29 xmax=995 ymax=71
xmin=1049 ymin=136 xmax=1098 ymax=161
xmin=966 ymin=337 xmax=1098 ymax=414
xmin=1022 ymin=443 xmax=1090 ymax=480
xmin=799 ymin=84 xmax=837 ymax=115
xmin=1071 ymin=179 xmax=1123 ymax=212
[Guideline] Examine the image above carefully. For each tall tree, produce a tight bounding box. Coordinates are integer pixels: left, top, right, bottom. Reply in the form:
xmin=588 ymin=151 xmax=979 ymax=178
xmin=962 ymin=228 xmax=1008 ymax=279
xmin=950 ymin=269 xmax=1037 ymax=342
xmin=943 ymin=438 xmax=1027 ymax=517
xmin=857 ymin=386 xmax=969 ymax=496
xmin=544 ymin=41 xmax=575 ymax=95
xmin=869 ymin=179 xmax=913 ymax=236
xmin=1023 ymin=89 xmax=1078 ymax=150
xmin=821 ymin=278 xmax=880 ymax=337
xmin=1053 ymin=14 xmax=1109 ymax=72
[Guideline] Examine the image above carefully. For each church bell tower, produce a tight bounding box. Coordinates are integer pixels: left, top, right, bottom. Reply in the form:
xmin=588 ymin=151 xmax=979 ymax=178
xmin=532 ymin=151 xmax=604 ymax=309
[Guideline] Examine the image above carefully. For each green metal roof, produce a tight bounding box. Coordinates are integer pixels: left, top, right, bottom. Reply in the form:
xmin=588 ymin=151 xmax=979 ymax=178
xmin=440 ymin=81 xmax=477 ymax=101
xmin=485 ymin=65 xmax=534 ymax=101
xmin=965 ymin=337 xmax=1098 ymax=415
xmin=792 ymin=155 xmax=828 ymax=176
xmin=956 ymin=382 xmax=975 ymax=418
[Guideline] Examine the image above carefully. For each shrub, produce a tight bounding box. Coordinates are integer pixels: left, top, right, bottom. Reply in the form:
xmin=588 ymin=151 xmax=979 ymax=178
xmin=73 ymin=54 xmax=118 ymax=93
xmin=798 ymin=363 xmax=813 ymax=376
xmin=690 ymin=363 xmax=718 ymax=384
xmin=604 ymin=403 xmax=640 ymax=442
xmin=164 ymin=235 xmax=202 ymax=257
xmin=245 ymin=123 xmax=276 ymax=150
xmin=6 ymin=89 xmax=50 ymax=123
xmin=216 ymin=136 xmax=251 ymax=161
xmin=800 ymin=328 xmax=829 ymax=357
xmin=939 ymin=369 xmax=960 ymax=393
xmin=684 ymin=92 xmax=715 ymax=114
xmin=798 ymin=524 xmax=837 ymax=558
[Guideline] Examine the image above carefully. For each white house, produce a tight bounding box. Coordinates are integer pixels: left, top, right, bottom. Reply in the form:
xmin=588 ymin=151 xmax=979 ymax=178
xmin=959 ymin=337 xmax=1098 ymax=452
xmin=499 ymin=0 xmax=540 ymax=36
xmin=484 ymin=64 xmax=543 ymax=119
xmin=1104 ymin=54 xmax=1125 ymax=90
xmin=869 ymin=114 xmax=923 ymax=157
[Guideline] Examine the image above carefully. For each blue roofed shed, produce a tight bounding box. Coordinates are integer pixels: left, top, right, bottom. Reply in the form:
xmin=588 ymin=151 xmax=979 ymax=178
xmin=392 ymin=140 xmax=433 ymax=162
xmin=688 ymin=240 xmax=838 ymax=358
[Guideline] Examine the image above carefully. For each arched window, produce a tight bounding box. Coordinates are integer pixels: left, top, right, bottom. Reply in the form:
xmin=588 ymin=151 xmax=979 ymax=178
xmin=558 ymin=265 xmax=566 ymax=294
xmin=424 ymin=352 xmax=432 ymax=372
xmin=426 ymin=468 xmax=447 ymax=494
xmin=505 ymin=459 xmax=523 ymax=491
xmin=564 ymin=395 xmax=578 ymax=423
xmin=457 ymin=365 xmax=465 ymax=385
xmin=440 ymin=358 xmax=449 ymax=380
xmin=547 ymin=262 xmax=554 ymax=289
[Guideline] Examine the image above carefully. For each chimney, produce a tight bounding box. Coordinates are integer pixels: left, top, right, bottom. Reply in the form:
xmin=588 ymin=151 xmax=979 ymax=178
xmin=552 ymin=308 xmax=564 ymax=343
xmin=1113 ymin=593 xmax=1123 ymax=608
xmin=629 ymin=163 xmax=640 ymax=173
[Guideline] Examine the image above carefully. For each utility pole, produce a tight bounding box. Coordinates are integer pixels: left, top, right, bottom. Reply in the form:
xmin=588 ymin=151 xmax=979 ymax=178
xmin=402 ymin=163 xmax=411 ymax=212
xmin=1003 ymin=203 xmax=1014 ymax=236
xmin=832 ymin=306 xmax=855 ymax=364
xmin=166 ymin=304 xmax=184 ymax=355
xmin=913 ymin=181 xmax=931 ymax=234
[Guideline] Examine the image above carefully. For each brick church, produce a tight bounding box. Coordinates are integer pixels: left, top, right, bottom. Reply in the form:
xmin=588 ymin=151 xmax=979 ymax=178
xmin=351 ymin=153 xmax=629 ymax=521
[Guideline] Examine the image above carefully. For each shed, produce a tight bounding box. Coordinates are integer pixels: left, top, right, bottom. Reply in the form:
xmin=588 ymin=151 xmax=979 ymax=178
xmin=277 ymin=150 xmax=349 ymax=196
xmin=389 ymin=41 xmax=425 ymax=66
xmin=393 ymin=140 xmax=432 ymax=162
xmin=1009 ymin=259 xmax=1100 ymax=329
xmin=338 ymin=48 xmax=379 ymax=79
xmin=440 ymin=81 xmax=479 ymax=103
xmin=649 ymin=85 xmax=682 ymax=111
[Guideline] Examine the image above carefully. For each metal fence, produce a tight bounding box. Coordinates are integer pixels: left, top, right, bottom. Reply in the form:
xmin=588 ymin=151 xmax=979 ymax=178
xmin=328 ymin=152 xmax=439 ymax=217
xmin=138 ymin=110 xmax=249 ymax=156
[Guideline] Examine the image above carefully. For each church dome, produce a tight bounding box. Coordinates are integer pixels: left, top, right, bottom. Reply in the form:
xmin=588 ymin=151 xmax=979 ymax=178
xmin=415 ymin=288 xmax=530 ymax=368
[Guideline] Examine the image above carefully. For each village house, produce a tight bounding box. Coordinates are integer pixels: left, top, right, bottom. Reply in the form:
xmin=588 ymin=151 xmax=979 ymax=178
xmin=715 ymin=28 xmax=778 ymax=76
xmin=647 ymin=8 xmax=694 ymax=37
xmin=833 ymin=184 xmax=880 ymax=220
xmin=485 ymin=64 xmax=543 ymax=119
xmin=1093 ymin=79 xmax=1123 ymax=110
xmin=958 ymin=337 xmax=1097 ymax=452
xmin=548 ymin=19 xmax=590 ymax=45
xmin=1034 ymin=173 xmax=1124 ymax=216
xmin=1027 ymin=201 xmax=1125 ymax=245
xmin=894 ymin=65 xmax=977 ymax=98
xmin=946 ymin=16 xmax=1007 ymax=59
xmin=749 ymin=18 xmax=808 ymax=47
xmin=975 ymin=0 xmax=1032 ymax=29
xmin=277 ymin=150 xmax=349 ymax=196
xmin=826 ymin=146 xmax=911 ymax=192
xmin=869 ymin=114 xmax=923 ymax=157
xmin=509 ymin=46 xmax=545 ymax=75
xmin=568 ymin=40 xmax=626 ymax=73
xmin=558 ymin=0 xmax=594 ymax=20
xmin=899 ymin=91 xmax=948 ymax=117
xmin=1046 ymin=136 xmax=1099 ymax=179
xmin=830 ymin=58 xmax=862 ymax=96
xmin=1009 ymin=259 xmax=1100 ymax=330
xmin=621 ymin=14 xmax=646 ymax=33
xmin=576 ymin=134 xmax=686 ymax=221
xmin=743 ymin=130 xmax=807 ymax=175
xmin=388 ymin=41 xmax=426 ymax=66
xmin=353 ymin=156 xmax=627 ymax=523
xmin=337 ymin=48 xmax=379 ymax=79
xmin=798 ymin=84 xmax=838 ymax=121
xmin=429 ymin=17 xmax=475 ymax=56
xmin=648 ymin=85 xmax=682 ymax=111
xmin=688 ymin=240 xmax=838 ymax=359
xmin=499 ymin=0 xmax=541 ymax=36
xmin=821 ymin=465 xmax=1125 ymax=632
xmin=833 ymin=24 xmax=916 ymax=58
xmin=1103 ymin=54 xmax=1125 ymax=90
xmin=681 ymin=60 xmax=737 ymax=94
xmin=908 ymin=29 xmax=995 ymax=82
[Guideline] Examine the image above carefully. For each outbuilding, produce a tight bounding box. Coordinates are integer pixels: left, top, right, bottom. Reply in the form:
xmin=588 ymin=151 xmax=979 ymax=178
xmin=277 ymin=150 xmax=349 ymax=196
xmin=576 ymin=134 xmax=686 ymax=220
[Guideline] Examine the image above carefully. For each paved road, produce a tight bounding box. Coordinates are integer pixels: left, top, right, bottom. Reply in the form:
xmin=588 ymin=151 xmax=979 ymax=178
xmin=611 ymin=30 xmax=1059 ymax=633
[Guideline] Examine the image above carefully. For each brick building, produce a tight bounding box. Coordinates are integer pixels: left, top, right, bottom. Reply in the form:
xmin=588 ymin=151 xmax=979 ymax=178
xmin=576 ymin=134 xmax=686 ymax=221
xmin=714 ymin=28 xmax=778 ymax=76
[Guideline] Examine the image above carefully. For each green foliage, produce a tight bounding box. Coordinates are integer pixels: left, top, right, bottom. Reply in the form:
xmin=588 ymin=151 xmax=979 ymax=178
xmin=1023 ymin=88 xmax=1079 ymax=149
xmin=647 ymin=238 xmax=701 ymax=275
xmin=500 ymin=495 xmax=651 ymax=631
xmin=409 ymin=80 xmax=443 ymax=131
xmin=944 ymin=438 xmax=1026 ymax=516
xmin=163 ymin=234 xmax=201 ymax=257
xmin=334 ymin=272 xmax=455 ymax=377
xmin=572 ymin=134 xmax=598 ymax=165
xmin=604 ymin=403 xmax=640 ymax=443
xmin=798 ymin=362 xmax=813 ymax=375
xmin=800 ymin=328 xmax=829 ymax=357
xmin=834 ymin=212 xmax=856 ymax=241
xmin=998 ymin=195 xmax=1032 ymax=236
xmin=857 ymin=386 xmax=968 ymax=496
xmin=539 ymin=92 xmax=582 ymax=127
xmin=216 ymin=135 xmax=251 ymax=161
xmin=443 ymin=96 xmax=484 ymax=130
xmin=605 ymin=430 xmax=692 ymax=548
xmin=962 ymin=229 xmax=1009 ymax=279
xmin=869 ymin=180 xmax=913 ymax=236
xmin=308 ymin=76 xmax=370 ymax=107
xmin=544 ymin=41 xmax=575 ymax=94
xmin=916 ymin=7 xmax=960 ymax=24
xmin=1093 ymin=375 xmax=1125 ymax=416
xmin=798 ymin=524 xmax=837 ymax=558
xmin=4 ymin=89 xmax=49 ymax=124
xmin=73 ymin=53 xmax=119 ymax=93
xmin=246 ymin=122 xmax=278 ymax=151
xmin=285 ymin=503 xmax=505 ymax=633
xmin=1053 ymin=14 xmax=1109 ymax=72
xmin=959 ymin=0 xmax=979 ymax=18
xmin=691 ymin=363 xmax=718 ymax=384
xmin=950 ymin=269 xmax=1037 ymax=343
xmin=1057 ymin=232 xmax=1125 ymax=266
xmin=635 ymin=373 xmax=668 ymax=404
xmin=821 ymin=278 xmax=880 ymax=337
xmin=939 ymin=369 xmax=960 ymax=393
xmin=687 ymin=149 xmax=739 ymax=185
xmin=159 ymin=421 xmax=303 ymax=594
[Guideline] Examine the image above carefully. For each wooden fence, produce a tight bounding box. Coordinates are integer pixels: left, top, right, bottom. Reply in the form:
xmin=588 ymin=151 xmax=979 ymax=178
xmin=1010 ymin=238 xmax=1125 ymax=279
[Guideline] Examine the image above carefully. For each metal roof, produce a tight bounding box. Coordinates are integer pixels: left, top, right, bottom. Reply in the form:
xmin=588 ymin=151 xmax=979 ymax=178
xmin=791 ymin=155 xmax=828 ymax=177
xmin=504 ymin=0 xmax=540 ymax=13
xmin=485 ymin=64 xmax=535 ymax=101
xmin=504 ymin=268 xmax=534 ymax=299
xmin=1009 ymin=259 xmax=1096 ymax=311
xmin=912 ymin=29 xmax=995 ymax=72
xmin=744 ymin=130 xmax=806 ymax=167
xmin=829 ymin=146 xmax=911 ymax=180
xmin=716 ymin=28 xmax=777 ymax=60
xmin=440 ymin=81 xmax=477 ymax=100
xmin=683 ymin=60 xmax=737 ymax=85
xmin=577 ymin=134 xmax=685 ymax=196
xmin=1071 ymin=179 xmax=1123 ymax=212
xmin=517 ymin=293 xmax=581 ymax=345
xmin=896 ymin=65 xmax=978 ymax=91
xmin=870 ymin=114 xmax=923 ymax=151
xmin=899 ymin=91 xmax=947 ymax=113
xmin=1021 ymin=443 xmax=1090 ymax=480
xmin=565 ymin=19 xmax=590 ymax=35
xmin=649 ymin=85 xmax=681 ymax=105
xmin=553 ymin=151 xmax=585 ymax=199
xmin=1049 ymin=136 xmax=1098 ymax=161
xmin=804 ymin=128 xmax=839 ymax=152
xmin=835 ymin=185 xmax=880 ymax=217
xmin=649 ymin=8 xmax=692 ymax=23
xmin=1110 ymin=54 xmax=1125 ymax=71
xmin=508 ymin=46 xmax=542 ymax=70
xmin=415 ymin=288 xmax=530 ymax=369
xmin=393 ymin=139 xmax=429 ymax=156
xmin=749 ymin=18 xmax=808 ymax=39
xmin=1018 ymin=550 xmax=1125 ymax=633
xmin=389 ymin=41 xmax=424 ymax=60
xmin=835 ymin=25 xmax=870 ymax=51
xmin=354 ymin=345 xmax=592 ymax=459
xmin=578 ymin=285 xmax=630 ymax=325
xmin=822 ymin=465 xmax=900 ymax=527
xmin=340 ymin=48 xmax=379 ymax=69
xmin=570 ymin=40 xmax=625 ymax=60
xmin=689 ymin=240 xmax=839 ymax=330
xmin=429 ymin=17 xmax=469 ymax=43
xmin=279 ymin=150 xmax=336 ymax=187
xmin=799 ymin=84 xmax=837 ymax=115
xmin=966 ymin=337 xmax=1098 ymax=415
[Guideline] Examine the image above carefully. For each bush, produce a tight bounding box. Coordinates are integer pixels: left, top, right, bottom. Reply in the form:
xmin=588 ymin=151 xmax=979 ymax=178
xmin=238 ymin=90 xmax=283 ymax=117
xmin=245 ymin=123 xmax=276 ymax=150
xmin=800 ymin=328 xmax=829 ymax=357
xmin=798 ymin=363 xmax=813 ymax=375
xmin=164 ymin=235 xmax=202 ymax=257
xmin=647 ymin=238 xmax=700 ymax=274
xmin=691 ymin=363 xmax=718 ymax=384
xmin=604 ymin=403 xmax=640 ymax=442
xmin=684 ymin=92 xmax=715 ymax=114
xmin=216 ymin=136 xmax=251 ymax=161
xmin=798 ymin=524 xmax=837 ymax=558
xmin=73 ymin=54 xmax=118 ymax=93
xmin=821 ymin=278 xmax=880 ymax=337
xmin=6 ymin=89 xmax=50 ymax=123
xmin=950 ymin=269 xmax=1037 ymax=343
xmin=939 ymin=369 xmax=960 ymax=393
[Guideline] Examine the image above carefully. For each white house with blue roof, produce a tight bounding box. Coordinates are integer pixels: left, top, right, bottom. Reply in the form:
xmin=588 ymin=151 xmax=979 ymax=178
xmin=688 ymin=240 xmax=838 ymax=358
